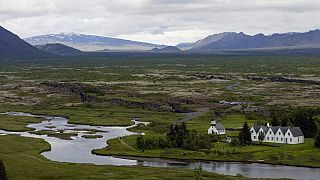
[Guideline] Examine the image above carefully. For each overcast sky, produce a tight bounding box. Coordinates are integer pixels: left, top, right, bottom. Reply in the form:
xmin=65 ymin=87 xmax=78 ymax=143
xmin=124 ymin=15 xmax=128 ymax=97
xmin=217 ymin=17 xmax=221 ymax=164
xmin=1 ymin=0 xmax=320 ymax=45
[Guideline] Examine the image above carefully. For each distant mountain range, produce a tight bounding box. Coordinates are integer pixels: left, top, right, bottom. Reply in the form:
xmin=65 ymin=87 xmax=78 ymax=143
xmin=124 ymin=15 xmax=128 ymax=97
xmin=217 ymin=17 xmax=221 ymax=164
xmin=151 ymin=46 xmax=182 ymax=53
xmin=2 ymin=25 xmax=320 ymax=60
xmin=0 ymin=26 xmax=53 ymax=59
xmin=178 ymin=30 xmax=320 ymax=51
xmin=24 ymin=33 xmax=163 ymax=51
xmin=35 ymin=43 xmax=82 ymax=56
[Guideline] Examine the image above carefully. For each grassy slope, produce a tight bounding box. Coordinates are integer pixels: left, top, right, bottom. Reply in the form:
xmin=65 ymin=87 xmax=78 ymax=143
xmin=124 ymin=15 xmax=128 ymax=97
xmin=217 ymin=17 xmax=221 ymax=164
xmin=0 ymin=114 xmax=43 ymax=131
xmin=0 ymin=135 xmax=253 ymax=180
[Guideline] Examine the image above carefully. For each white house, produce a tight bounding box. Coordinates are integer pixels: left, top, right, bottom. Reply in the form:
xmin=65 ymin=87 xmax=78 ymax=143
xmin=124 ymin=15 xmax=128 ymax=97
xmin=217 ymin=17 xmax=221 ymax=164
xmin=285 ymin=127 xmax=304 ymax=144
xmin=208 ymin=120 xmax=225 ymax=135
xmin=250 ymin=124 xmax=304 ymax=144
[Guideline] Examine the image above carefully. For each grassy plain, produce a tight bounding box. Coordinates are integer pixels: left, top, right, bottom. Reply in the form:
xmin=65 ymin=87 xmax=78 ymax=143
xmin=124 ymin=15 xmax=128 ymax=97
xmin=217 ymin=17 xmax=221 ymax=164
xmin=0 ymin=135 xmax=253 ymax=180
xmin=0 ymin=114 xmax=42 ymax=131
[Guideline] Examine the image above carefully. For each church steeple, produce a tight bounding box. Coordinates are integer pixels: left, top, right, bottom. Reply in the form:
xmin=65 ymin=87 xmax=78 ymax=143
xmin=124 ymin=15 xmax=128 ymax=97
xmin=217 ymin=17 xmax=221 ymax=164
xmin=211 ymin=113 xmax=217 ymax=126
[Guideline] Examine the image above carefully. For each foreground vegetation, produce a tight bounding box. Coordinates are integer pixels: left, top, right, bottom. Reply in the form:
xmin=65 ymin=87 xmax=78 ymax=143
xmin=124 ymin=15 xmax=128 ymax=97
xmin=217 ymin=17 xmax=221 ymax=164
xmin=0 ymin=135 xmax=258 ymax=180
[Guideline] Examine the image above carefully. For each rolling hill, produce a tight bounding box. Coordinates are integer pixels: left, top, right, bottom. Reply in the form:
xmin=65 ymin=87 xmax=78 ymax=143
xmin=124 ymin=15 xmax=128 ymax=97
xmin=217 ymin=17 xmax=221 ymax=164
xmin=36 ymin=43 xmax=82 ymax=56
xmin=0 ymin=26 xmax=52 ymax=59
xmin=151 ymin=46 xmax=182 ymax=53
xmin=181 ymin=30 xmax=320 ymax=52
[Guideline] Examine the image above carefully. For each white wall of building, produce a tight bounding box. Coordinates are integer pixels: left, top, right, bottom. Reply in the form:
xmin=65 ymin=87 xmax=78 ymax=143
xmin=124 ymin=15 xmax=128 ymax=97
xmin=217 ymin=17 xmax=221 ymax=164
xmin=250 ymin=127 xmax=257 ymax=141
xmin=208 ymin=126 xmax=225 ymax=135
xmin=265 ymin=128 xmax=275 ymax=143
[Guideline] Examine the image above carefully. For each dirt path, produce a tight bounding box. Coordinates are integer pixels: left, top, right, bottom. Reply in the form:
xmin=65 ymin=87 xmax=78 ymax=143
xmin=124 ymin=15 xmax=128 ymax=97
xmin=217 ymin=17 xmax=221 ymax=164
xmin=177 ymin=107 xmax=210 ymax=123
xmin=119 ymin=138 xmax=139 ymax=152
xmin=22 ymin=154 xmax=48 ymax=163
xmin=225 ymin=81 xmax=240 ymax=91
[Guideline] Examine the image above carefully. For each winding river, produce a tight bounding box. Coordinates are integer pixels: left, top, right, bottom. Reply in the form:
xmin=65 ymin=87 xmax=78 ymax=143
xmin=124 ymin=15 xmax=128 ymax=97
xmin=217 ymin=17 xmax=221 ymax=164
xmin=0 ymin=112 xmax=319 ymax=180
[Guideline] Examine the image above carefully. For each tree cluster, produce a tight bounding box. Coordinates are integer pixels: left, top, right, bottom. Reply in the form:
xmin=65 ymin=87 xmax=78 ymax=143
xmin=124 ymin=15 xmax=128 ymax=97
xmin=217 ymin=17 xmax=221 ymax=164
xmin=270 ymin=107 xmax=319 ymax=138
xmin=136 ymin=123 xmax=215 ymax=151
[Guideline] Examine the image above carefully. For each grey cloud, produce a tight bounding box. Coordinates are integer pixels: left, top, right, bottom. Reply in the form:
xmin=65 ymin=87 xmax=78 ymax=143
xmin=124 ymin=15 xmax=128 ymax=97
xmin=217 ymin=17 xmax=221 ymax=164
xmin=0 ymin=0 xmax=319 ymax=45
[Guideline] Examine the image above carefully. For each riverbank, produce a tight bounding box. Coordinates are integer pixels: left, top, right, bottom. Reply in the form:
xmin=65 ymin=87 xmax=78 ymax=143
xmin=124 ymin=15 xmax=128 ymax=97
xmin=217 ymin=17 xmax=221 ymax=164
xmin=1 ymin=135 xmax=254 ymax=180
xmin=93 ymin=134 xmax=320 ymax=168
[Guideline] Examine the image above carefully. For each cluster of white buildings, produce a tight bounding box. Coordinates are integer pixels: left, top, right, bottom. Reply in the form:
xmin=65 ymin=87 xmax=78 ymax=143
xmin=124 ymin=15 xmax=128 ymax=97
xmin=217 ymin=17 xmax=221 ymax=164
xmin=206 ymin=114 xmax=304 ymax=145
xmin=250 ymin=124 xmax=304 ymax=144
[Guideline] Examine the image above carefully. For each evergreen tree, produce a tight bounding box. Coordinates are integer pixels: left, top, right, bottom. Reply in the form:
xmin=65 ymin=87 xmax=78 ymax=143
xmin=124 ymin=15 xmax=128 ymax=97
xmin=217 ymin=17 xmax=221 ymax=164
xmin=0 ymin=160 xmax=7 ymax=180
xmin=258 ymin=131 xmax=265 ymax=144
xmin=315 ymin=132 xmax=320 ymax=148
xmin=270 ymin=109 xmax=280 ymax=126
xmin=136 ymin=135 xmax=146 ymax=152
xmin=239 ymin=122 xmax=251 ymax=145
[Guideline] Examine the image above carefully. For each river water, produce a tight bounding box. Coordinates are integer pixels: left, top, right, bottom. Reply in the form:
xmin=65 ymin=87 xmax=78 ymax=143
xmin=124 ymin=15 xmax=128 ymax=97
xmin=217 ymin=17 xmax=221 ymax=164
xmin=0 ymin=112 xmax=319 ymax=180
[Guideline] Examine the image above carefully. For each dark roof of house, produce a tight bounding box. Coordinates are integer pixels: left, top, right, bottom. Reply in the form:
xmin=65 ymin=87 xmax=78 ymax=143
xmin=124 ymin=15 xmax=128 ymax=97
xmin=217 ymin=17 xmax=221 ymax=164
xmin=280 ymin=127 xmax=289 ymax=134
xmin=212 ymin=122 xmax=225 ymax=130
xmin=290 ymin=127 xmax=304 ymax=137
xmin=262 ymin=126 xmax=269 ymax=132
xmin=252 ymin=125 xmax=269 ymax=133
xmin=270 ymin=126 xmax=280 ymax=134
xmin=252 ymin=125 xmax=263 ymax=133
xmin=251 ymin=125 xmax=304 ymax=137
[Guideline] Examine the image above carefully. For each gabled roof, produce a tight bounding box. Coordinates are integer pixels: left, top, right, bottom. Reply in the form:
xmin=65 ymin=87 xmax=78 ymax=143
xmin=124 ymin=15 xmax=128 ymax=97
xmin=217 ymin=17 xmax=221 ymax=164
xmin=251 ymin=125 xmax=304 ymax=137
xmin=252 ymin=125 xmax=270 ymax=133
xmin=212 ymin=122 xmax=225 ymax=130
xmin=290 ymin=127 xmax=304 ymax=137
xmin=252 ymin=125 xmax=263 ymax=133
xmin=216 ymin=122 xmax=225 ymax=130
xmin=261 ymin=126 xmax=269 ymax=132
xmin=270 ymin=126 xmax=280 ymax=134
xmin=280 ymin=127 xmax=289 ymax=134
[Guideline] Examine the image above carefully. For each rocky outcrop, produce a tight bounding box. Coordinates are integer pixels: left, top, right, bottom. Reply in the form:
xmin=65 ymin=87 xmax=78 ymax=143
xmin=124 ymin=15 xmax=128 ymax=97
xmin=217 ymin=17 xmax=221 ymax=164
xmin=106 ymin=98 xmax=173 ymax=112
xmin=247 ymin=76 xmax=320 ymax=85
xmin=41 ymin=81 xmax=183 ymax=112
xmin=190 ymin=74 xmax=231 ymax=80
xmin=268 ymin=76 xmax=320 ymax=85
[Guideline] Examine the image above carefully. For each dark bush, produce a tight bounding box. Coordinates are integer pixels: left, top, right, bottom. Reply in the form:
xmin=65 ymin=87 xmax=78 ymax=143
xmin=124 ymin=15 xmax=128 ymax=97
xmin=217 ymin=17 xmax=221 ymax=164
xmin=0 ymin=160 xmax=7 ymax=180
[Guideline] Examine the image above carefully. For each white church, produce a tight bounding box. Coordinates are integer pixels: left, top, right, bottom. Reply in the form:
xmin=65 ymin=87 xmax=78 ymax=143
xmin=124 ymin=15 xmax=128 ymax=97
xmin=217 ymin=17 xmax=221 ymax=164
xmin=208 ymin=120 xmax=225 ymax=135
xmin=250 ymin=124 xmax=304 ymax=144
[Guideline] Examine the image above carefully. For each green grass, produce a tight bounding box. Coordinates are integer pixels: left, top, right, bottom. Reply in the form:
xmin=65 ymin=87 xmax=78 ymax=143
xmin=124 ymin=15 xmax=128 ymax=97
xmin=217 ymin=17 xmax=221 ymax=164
xmin=95 ymin=134 xmax=320 ymax=168
xmin=0 ymin=114 xmax=43 ymax=132
xmin=0 ymin=105 xmax=183 ymax=127
xmin=186 ymin=113 xmax=256 ymax=134
xmin=81 ymin=135 xmax=103 ymax=139
xmin=0 ymin=135 xmax=254 ymax=180
xmin=47 ymin=132 xmax=78 ymax=140
xmin=220 ymin=114 xmax=256 ymax=128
